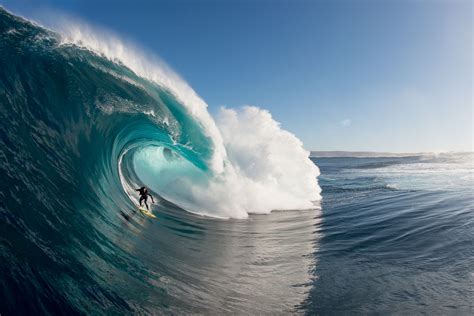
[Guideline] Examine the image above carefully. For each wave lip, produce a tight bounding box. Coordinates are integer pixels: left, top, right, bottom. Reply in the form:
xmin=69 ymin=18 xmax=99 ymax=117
xmin=55 ymin=17 xmax=227 ymax=174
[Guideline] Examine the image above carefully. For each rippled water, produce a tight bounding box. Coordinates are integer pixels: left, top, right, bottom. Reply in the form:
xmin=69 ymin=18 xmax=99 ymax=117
xmin=3 ymin=152 xmax=472 ymax=314
xmin=303 ymin=153 xmax=473 ymax=314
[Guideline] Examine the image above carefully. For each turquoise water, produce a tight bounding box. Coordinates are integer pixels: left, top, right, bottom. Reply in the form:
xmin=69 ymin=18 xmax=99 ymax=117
xmin=0 ymin=8 xmax=472 ymax=314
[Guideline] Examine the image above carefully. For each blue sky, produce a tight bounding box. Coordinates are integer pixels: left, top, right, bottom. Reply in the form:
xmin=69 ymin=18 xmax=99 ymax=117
xmin=2 ymin=0 xmax=472 ymax=152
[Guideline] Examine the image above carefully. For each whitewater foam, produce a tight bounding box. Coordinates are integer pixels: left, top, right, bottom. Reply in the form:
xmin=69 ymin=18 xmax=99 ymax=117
xmin=134 ymin=107 xmax=321 ymax=218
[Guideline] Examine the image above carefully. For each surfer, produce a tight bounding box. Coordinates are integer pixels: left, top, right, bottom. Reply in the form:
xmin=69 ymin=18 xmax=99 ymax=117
xmin=136 ymin=186 xmax=154 ymax=210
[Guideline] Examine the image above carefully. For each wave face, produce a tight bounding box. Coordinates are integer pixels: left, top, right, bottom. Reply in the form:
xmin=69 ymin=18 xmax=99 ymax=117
xmin=0 ymin=8 xmax=321 ymax=314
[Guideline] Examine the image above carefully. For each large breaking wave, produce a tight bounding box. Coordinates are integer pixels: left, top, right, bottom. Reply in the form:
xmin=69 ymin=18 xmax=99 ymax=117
xmin=0 ymin=7 xmax=320 ymax=220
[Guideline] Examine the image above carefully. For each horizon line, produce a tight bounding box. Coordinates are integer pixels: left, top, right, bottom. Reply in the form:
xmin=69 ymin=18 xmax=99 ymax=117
xmin=309 ymin=150 xmax=473 ymax=158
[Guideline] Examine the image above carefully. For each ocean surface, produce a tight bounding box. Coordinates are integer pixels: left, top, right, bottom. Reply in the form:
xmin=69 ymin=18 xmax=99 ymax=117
xmin=1 ymin=8 xmax=473 ymax=315
xmin=306 ymin=153 xmax=473 ymax=314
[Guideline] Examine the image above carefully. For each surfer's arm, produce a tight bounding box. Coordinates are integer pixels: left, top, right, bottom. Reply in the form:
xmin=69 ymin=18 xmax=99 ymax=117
xmin=148 ymin=193 xmax=154 ymax=202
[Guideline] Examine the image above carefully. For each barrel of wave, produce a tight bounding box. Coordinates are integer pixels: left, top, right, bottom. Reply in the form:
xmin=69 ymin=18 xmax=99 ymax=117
xmin=133 ymin=106 xmax=321 ymax=219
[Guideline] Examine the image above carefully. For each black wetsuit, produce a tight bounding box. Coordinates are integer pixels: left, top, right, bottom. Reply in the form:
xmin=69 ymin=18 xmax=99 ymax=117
xmin=136 ymin=187 xmax=154 ymax=210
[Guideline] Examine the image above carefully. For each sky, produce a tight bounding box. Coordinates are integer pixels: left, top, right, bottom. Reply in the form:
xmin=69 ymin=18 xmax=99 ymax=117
xmin=1 ymin=0 xmax=472 ymax=152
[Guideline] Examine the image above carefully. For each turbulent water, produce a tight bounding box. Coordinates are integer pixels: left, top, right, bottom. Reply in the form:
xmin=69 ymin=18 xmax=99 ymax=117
xmin=0 ymin=8 xmax=473 ymax=315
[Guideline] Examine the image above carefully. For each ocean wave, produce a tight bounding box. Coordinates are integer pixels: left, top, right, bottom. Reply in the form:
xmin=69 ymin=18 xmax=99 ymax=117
xmin=0 ymin=6 xmax=321 ymax=220
xmin=0 ymin=8 xmax=322 ymax=313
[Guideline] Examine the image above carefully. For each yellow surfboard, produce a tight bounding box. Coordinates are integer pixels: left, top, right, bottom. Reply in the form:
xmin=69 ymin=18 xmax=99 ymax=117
xmin=138 ymin=206 xmax=156 ymax=218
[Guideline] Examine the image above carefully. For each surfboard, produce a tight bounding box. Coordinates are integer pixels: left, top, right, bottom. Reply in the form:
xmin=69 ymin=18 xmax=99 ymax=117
xmin=138 ymin=206 xmax=156 ymax=218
